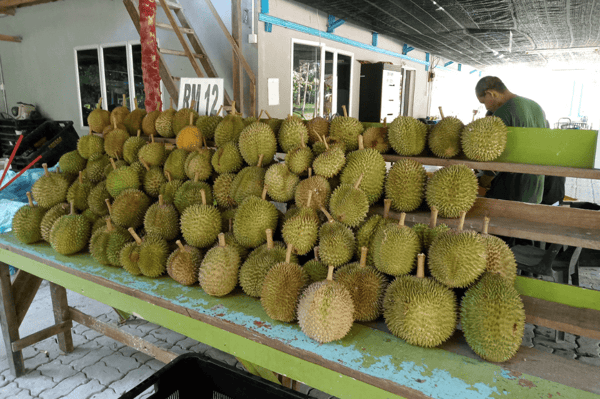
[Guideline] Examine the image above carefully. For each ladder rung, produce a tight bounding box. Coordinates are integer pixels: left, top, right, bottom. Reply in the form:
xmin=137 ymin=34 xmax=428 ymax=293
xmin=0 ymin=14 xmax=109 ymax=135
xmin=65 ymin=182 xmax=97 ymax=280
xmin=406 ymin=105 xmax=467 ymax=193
xmin=159 ymin=48 xmax=204 ymax=59
xmin=164 ymin=1 xmax=182 ymax=10
xmin=156 ymin=22 xmax=194 ymax=35
xmin=171 ymin=76 xmax=181 ymax=81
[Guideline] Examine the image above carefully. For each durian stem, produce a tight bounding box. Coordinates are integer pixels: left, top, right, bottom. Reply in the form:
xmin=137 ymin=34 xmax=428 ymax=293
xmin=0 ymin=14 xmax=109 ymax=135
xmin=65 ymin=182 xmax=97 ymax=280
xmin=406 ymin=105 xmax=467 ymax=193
xmin=150 ymin=134 xmax=154 ymax=143
xmin=265 ymin=110 xmax=272 ymax=120
xmin=140 ymin=158 xmax=150 ymax=171
xmin=266 ymin=229 xmax=274 ymax=249
xmin=398 ymin=212 xmax=406 ymax=227
xmin=176 ymin=240 xmax=186 ymax=252
xmin=189 ymin=112 xmax=193 ymax=126
xmin=88 ymin=126 xmax=93 ymax=136
xmin=98 ymin=97 xmax=103 ymax=109
xmin=169 ymin=98 xmax=173 ymax=110
xmin=158 ymin=194 xmax=164 ymax=206
xmin=165 ymin=171 xmax=172 ymax=182
xmin=322 ymin=135 xmax=329 ymax=150
xmin=26 ymin=192 xmax=34 ymax=207
xmin=104 ymin=199 xmax=112 ymax=216
xmin=194 ymin=172 xmax=199 ymax=183
xmin=128 ymin=227 xmax=143 ymax=245
xmin=483 ymin=216 xmax=490 ymax=235
xmin=113 ymin=119 xmax=117 ymax=129
xmin=216 ymin=104 xmax=223 ymax=116
xmin=342 ymin=105 xmax=348 ymax=118
xmin=78 ymin=171 xmax=83 ymax=184
xmin=438 ymin=106 xmax=445 ymax=119
xmin=191 ymin=99 xmax=197 ymax=110
xmin=258 ymin=110 xmax=264 ymax=120
xmin=69 ymin=201 xmax=75 ymax=215
xmin=326 ymin=265 xmax=334 ymax=281
xmin=218 ymin=233 xmax=226 ymax=247
xmin=133 ymin=97 xmax=138 ymax=110
xmin=55 ymin=166 xmax=61 ymax=173
xmin=203 ymin=136 xmax=207 ymax=149
xmin=230 ymin=101 xmax=236 ymax=115
xmin=320 ymin=206 xmax=334 ymax=223
xmin=308 ymin=167 xmax=313 ymax=178
xmin=106 ymin=218 xmax=114 ymax=232
xmin=261 ymin=185 xmax=268 ymax=201
xmin=354 ymin=173 xmax=364 ymax=190
xmin=285 ymin=244 xmax=293 ymax=264
xmin=200 ymin=189 xmax=207 ymax=206
xmin=416 ymin=253 xmax=426 ymax=278
xmin=314 ymin=246 xmax=320 ymax=262
xmin=306 ymin=190 xmax=313 ymax=208
xmin=110 ymin=158 xmax=117 ymax=170
xmin=472 ymin=109 xmax=477 ymax=122
xmin=383 ymin=117 xmax=387 ymax=127
xmin=257 ymin=154 xmax=264 ymax=168
xmin=122 ymin=94 xmax=127 ymax=110
xmin=42 ymin=163 xmax=49 ymax=176
xmin=137 ymin=130 xmax=141 ymax=138
xmin=229 ymin=218 xmax=233 ymax=232
xmin=430 ymin=206 xmax=438 ymax=229
xmin=360 ymin=247 xmax=368 ymax=268
xmin=458 ymin=211 xmax=466 ymax=231
xmin=357 ymin=135 xmax=364 ymax=150
xmin=383 ymin=198 xmax=391 ymax=219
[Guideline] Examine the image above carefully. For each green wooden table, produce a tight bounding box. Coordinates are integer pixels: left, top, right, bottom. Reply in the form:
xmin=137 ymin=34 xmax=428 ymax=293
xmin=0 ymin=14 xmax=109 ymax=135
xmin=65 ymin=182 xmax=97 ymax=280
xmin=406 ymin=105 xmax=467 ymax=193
xmin=1 ymin=232 xmax=599 ymax=399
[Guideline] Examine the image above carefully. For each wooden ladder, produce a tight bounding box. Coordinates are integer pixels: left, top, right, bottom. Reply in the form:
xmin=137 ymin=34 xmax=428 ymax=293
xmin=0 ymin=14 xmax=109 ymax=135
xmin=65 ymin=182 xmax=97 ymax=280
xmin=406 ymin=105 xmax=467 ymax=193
xmin=123 ymin=0 xmax=234 ymax=111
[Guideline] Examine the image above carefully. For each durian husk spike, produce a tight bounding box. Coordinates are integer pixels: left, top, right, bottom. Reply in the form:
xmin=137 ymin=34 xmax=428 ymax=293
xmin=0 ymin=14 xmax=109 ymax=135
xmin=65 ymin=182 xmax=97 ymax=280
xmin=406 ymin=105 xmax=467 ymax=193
xmin=438 ymin=106 xmax=445 ymax=119
xmin=78 ymin=170 xmax=83 ymax=184
xmin=140 ymin=158 xmax=150 ymax=171
xmin=257 ymin=154 xmax=264 ymax=168
xmin=218 ymin=232 xmax=226 ymax=247
xmin=308 ymin=167 xmax=313 ymax=178
xmin=165 ymin=171 xmax=172 ymax=182
xmin=306 ymin=190 xmax=313 ymax=208
xmin=430 ymin=206 xmax=439 ymax=228
xmin=358 ymin=135 xmax=364 ymax=150
xmin=69 ymin=201 xmax=75 ymax=215
xmin=261 ymin=185 xmax=268 ymax=200
xmin=106 ymin=218 xmax=114 ymax=232
xmin=360 ymin=247 xmax=368 ymax=268
xmin=342 ymin=105 xmax=348 ymax=118
xmin=42 ymin=163 xmax=49 ymax=176
xmin=158 ymin=194 xmax=164 ymax=206
xmin=176 ymin=240 xmax=186 ymax=251
xmin=326 ymin=265 xmax=334 ymax=281
xmin=257 ymin=110 xmax=264 ymax=120
xmin=398 ymin=212 xmax=406 ymax=227
xmin=266 ymin=229 xmax=274 ymax=249
xmin=314 ymin=246 xmax=320 ymax=261
xmin=128 ymin=227 xmax=143 ymax=245
xmin=216 ymin=104 xmax=223 ymax=116
xmin=26 ymin=191 xmax=34 ymax=207
xmin=265 ymin=110 xmax=272 ymax=119
xmin=354 ymin=173 xmax=364 ymax=190
xmin=194 ymin=172 xmax=199 ymax=183
xmin=320 ymin=206 xmax=334 ymax=223
xmin=110 ymin=158 xmax=117 ymax=170
xmin=483 ymin=216 xmax=490 ymax=235
xmin=383 ymin=198 xmax=391 ymax=219
xmin=105 ymin=199 xmax=112 ymax=216
xmin=458 ymin=211 xmax=466 ymax=231
xmin=416 ymin=253 xmax=426 ymax=278
xmin=200 ymin=189 xmax=207 ymax=206
xmin=285 ymin=243 xmax=293 ymax=263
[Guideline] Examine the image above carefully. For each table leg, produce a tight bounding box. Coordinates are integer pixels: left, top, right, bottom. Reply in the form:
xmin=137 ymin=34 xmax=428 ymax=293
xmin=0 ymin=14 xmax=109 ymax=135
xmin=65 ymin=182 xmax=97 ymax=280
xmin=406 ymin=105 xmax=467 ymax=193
xmin=0 ymin=262 xmax=25 ymax=376
xmin=49 ymin=283 xmax=73 ymax=353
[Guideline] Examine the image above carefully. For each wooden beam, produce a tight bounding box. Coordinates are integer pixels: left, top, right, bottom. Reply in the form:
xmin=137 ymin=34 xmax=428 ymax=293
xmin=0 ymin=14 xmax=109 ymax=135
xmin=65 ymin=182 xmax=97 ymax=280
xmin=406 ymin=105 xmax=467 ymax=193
xmin=0 ymin=7 xmax=16 ymax=15
xmin=158 ymin=47 xmax=204 ymax=59
xmin=232 ymin=0 xmax=243 ymax=114
xmin=12 ymin=270 xmax=42 ymax=327
xmin=0 ymin=0 xmax=39 ymax=7
xmin=11 ymin=320 xmax=72 ymax=352
xmin=49 ymin=282 xmax=73 ymax=353
xmin=0 ymin=34 xmax=22 ymax=43
xmin=69 ymin=307 xmax=178 ymax=364
xmin=155 ymin=22 xmax=193 ymax=34
xmin=0 ymin=263 xmax=24 ymax=376
xmin=203 ymin=0 xmax=256 ymax=85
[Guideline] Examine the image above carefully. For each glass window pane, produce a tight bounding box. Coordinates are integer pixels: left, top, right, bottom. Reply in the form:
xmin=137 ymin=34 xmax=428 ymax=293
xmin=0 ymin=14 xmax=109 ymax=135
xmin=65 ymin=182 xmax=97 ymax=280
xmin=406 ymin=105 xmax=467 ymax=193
xmin=292 ymin=43 xmax=321 ymax=119
xmin=76 ymin=49 xmax=101 ymax=127
xmin=131 ymin=44 xmax=146 ymax=108
xmin=336 ymin=54 xmax=352 ymax=116
xmin=103 ymin=46 xmax=129 ymax=112
xmin=324 ymin=51 xmax=334 ymax=117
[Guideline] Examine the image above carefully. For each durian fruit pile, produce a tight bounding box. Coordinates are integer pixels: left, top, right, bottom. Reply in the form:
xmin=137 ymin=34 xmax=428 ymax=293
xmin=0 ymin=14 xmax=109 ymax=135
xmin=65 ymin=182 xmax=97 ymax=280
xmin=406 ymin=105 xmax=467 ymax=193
xmin=12 ymin=104 xmax=523 ymax=362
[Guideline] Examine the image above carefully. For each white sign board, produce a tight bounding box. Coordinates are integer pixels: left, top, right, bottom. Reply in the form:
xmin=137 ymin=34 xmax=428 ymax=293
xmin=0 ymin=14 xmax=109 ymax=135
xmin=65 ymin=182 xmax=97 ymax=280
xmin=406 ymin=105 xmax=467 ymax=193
xmin=267 ymin=78 xmax=279 ymax=106
xmin=177 ymin=78 xmax=224 ymax=116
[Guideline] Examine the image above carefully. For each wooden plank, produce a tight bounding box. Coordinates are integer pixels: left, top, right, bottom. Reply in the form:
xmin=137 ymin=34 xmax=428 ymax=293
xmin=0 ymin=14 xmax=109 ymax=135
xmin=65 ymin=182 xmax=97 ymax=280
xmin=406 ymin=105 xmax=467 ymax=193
xmin=164 ymin=0 xmax=181 ymax=9
xmin=158 ymin=47 xmax=204 ymax=59
xmin=123 ymin=0 xmax=179 ymax=102
xmin=203 ymin=0 xmax=256 ymax=85
xmin=521 ymin=295 xmax=600 ymax=340
xmin=155 ymin=22 xmax=193 ymax=34
xmin=69 ymin=307 xmax=178 ymax=364
xmin=11 ymin=320 xmax=72 ymax=352
xmin=158 ymin=0 xmax=205 ymax=78
xmin=0 ymin=7 xmax=16 ymax=15
xmin=12 ymin=270 xmax=42 ymax=327
xmin=381 ymin=154 xmax=600 ymax=180
xmin=0 ymin=34 xmax=21 ymax=43
xmin=0 ymin=0 xmax=39 ymax=7
xmin=232 ymin=0 xmax=243 ymax=114
xmin=0 ymin=262 xmax=24 ymax=376
xmin=49 ymin=282 xmax=73 ymax=353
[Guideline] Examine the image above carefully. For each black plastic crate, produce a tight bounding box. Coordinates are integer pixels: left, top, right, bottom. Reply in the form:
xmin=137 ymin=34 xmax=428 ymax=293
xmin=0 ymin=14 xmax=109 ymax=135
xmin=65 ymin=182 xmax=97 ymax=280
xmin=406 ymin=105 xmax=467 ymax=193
xmin=120 ymin=353 xmax=310 ymax=399
xmin=0 ymin=117 xmax=46 ymax=157
xmin=7 ymin=121 xmax=78 ymax=172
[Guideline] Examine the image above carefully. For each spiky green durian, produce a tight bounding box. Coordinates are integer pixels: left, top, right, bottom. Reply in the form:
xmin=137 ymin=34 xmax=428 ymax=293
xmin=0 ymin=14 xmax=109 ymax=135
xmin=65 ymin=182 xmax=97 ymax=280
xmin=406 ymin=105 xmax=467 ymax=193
xmin=238 ymin=122 xmax=277 ymax=166
xmin=138 ymin=138 xmax=166 ymax=167
xmin=328 ymin=176 xmax=369 ymax=228
xmin=89 ymin=218 xmax=134 ymax=266
xmin=110 ymin=189 xmax=151 ymax=229
xmin=59 ymin=150 xmax=86 ymax=175
xmin=199 ymin=233 xmax=241 ymax=296
xmin=122 ymin=131 xmax=147 ymax=164
xmin=264 ymin=163 xmax=299 ymax=203
xmin=141 ymin=110 xmax=161 ymax=137
xmin=31 ymin=165 xmax=69 ymax=209
xmin=384 ymin=254 xmax=457 ymax=347
xmin=229 ymin=158 xmax=266 ymax=205
xmin=481 ymin=228 xmax=517 ymax=284
xmin=160 ymin=148 xmax=188 ymax=181
xmin=104 ymin=159 xmax=127 ymax=179
xmin=297 ymin=266 xmax=355 ymax=343
xmin=306 ymin=116 xmax=329 ymax=144
xmin=123 ymin=101 xmax=146 ymax=136
xmin=180 ymin=189 xmax=221 ymax=248
xmin=428 ymin=116 xmax=464 ymax=158
xmin=460 ymin=273 xmax=525 ymax=362
xmin=282 ymin=192 xmax=319 ymax=255
xmin=85 ymin=154 xmax=110 ymax=184
xmin=67 ymin=172 xmax=92 ymax=212
xmin=155 ymin=107 xmax=177 ymax=138
xmin=340 ymin=136 xmax=386 ymax=205
xmin=159 ymin=173 xmax=184 ymax=205
xmin=261 ymin=244 xmax=309 ymax=322
xmin=49 ymin=202 xmax=91 ymax=255
xmin=211 ymin=141 xmax=243 ymax=174
xmin=88 ymin=98 xmax=111 ymax=133
xmin=196 ymin=114 xmax=223 ymax=141
xmin=260 ymin=116 xmax=283 ymax=135
xmin=213 ymin=173 xmax=237 ymax=208
xmin=120 ymin=241 xmax=142 ymax=275
xmin=172 ymin=107 xmax=199 ymax=137
xmin=303 ymin=249 xmax=328 ymax=283
xmin=110 ymin=95 xmax=129 ymax=125
xmin=184 ymin=147 xmax=212 ymax=181
xmin=12 ymin=192 xmax=46 ymax=244
xmin=385 ymin=158 xmax=427 ymax=212
xmin=167 ymin=241 xmax=203 ymax=286
xmin=328 ymin=110 xmax=364 ymax=152
xmin=284 ymin=144 xmax=312 ymax=176
xmin=144 ymin=195 xmax=180 ymax=241
xmin=123 ymin=229 xmax=169 ymax=277
xmin=77 ymin=132 xmax=104 ymax=160
xmin=371 ymin=214 xmax=421 ymax=276
xmin=388 ymin=116 xmax=428 ymax=156
xmin=295 ymin=173 xmax=331 ymax=210
xmin=233 ymin=188 xmax=279 ymax=248
xmin=278 ymin=115 xmax=308 ymax=152
xmin=425 ymin=164 xmax=478 ymax=218
xmin=312 ymin=143 xmax=345 ymax=178
xmin=318 ymin=209 xmax=355 ymax=267
xmin=106 ymin=163 xmax=140 ymax=198
xmin=462 ymin=116 xmax=507 ymax=162
xmin=214 ymin=113 xmax=245 ymax=147
xmin=40 ymin=202 xmax=69 ymax=242
xmin=173 ymin=177 xmax=213 ymax=214
xmin=362 ymin=125 xmax=390 ymax=153
xmin=355 ymin=214 xmax=383 ymax=263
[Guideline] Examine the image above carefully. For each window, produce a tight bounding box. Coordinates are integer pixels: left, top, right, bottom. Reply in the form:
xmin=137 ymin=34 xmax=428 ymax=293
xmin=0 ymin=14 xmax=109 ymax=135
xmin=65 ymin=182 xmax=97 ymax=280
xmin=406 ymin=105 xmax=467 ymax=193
xmin=291 ymin=39 xmax=354 ymax=119
xmin=74 ymin=42 xmax=148 ymax=128
xmin=401 ymin=68 xmax=416 ymax=117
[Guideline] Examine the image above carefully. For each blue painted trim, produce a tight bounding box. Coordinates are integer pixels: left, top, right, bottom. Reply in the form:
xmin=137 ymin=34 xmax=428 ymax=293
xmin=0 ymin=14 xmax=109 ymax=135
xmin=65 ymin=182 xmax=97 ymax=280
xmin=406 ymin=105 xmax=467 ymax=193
xmin=458 ymin=63 xmax=462 ymax=71
xmin=261 ymin=0 xmax=269 ymax=14
xmin=479 ymin=71 xmax=482 ymax=77
xmin=402 ymin=44 xmax=414 ymax=55
xmin=425 ymin=53 xmax=430 ymax=71
xmin=444 ymin=61 xmax=453 ymax=67
xmin=372 ymin=32 xmax=378 ymax=47
xmin=265 ymin=22 xmax=272 ymax=32
xmin=470 ymin=69 xmax=477 ymax=74
xmin=327 ymin=15 xmax=345 ymax=33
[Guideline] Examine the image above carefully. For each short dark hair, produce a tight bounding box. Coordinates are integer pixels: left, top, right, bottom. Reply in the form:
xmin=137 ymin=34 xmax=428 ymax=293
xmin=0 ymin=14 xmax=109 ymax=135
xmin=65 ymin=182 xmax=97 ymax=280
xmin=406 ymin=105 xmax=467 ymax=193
xmin=475 ymin=76 xmax=508 ymax=98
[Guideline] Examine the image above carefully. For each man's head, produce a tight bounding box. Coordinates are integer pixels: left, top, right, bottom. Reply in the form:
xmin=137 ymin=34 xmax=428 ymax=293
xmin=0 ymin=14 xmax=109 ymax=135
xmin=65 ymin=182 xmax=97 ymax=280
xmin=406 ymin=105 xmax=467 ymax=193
xmin=475 ymin=76 xmax=511 ymax=112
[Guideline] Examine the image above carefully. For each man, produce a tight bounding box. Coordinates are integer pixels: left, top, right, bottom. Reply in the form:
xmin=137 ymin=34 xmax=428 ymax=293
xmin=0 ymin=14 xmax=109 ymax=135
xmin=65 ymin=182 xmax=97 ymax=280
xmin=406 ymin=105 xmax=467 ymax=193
xmin=475 ymin=76 xmax=565 ymax=205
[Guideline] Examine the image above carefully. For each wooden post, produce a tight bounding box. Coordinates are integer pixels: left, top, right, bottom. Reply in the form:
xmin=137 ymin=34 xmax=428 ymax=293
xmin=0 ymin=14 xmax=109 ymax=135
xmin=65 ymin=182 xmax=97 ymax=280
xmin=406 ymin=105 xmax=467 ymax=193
xmin=0 ymin=262 xmax=25 ymax=376
xmin=49 ymin=283 xmax=74 ymax=353
xmin=232 ymin=0 xmax=243 ymax=115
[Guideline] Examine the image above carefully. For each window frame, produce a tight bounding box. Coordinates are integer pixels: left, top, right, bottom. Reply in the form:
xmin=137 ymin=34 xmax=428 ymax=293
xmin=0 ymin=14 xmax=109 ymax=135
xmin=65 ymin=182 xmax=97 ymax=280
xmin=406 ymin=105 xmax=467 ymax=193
xmin=73 ymin=44 xmax=104 ymax=129
xmin=401 ymin=66 xmax=416 ymax=117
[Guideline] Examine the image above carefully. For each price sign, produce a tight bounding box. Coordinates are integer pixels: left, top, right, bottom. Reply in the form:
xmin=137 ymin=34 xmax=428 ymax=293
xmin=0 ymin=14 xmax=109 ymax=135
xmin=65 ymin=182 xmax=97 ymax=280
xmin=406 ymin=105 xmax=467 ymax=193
xmin=177 ymin=78 xmax=224 ymax=116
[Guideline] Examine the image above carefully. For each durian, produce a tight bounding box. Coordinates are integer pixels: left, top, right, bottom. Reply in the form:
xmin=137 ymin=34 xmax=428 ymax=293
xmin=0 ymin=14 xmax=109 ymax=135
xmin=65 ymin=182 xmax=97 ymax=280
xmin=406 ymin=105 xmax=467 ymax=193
xmin=144 ymin=194 xmax=179 ymax=241
xmin=462 ymin=116 xmax=507 ymax=162
xmin=85 ymin=154 xmax=110 ymax=184
xmin=196 ymin=113 xmax=223 ymax=141
xmin=199 ymin=233 xmax=240 ymax=296
xmin=233 ymin=186 xmax=279 ymax=248
xmin=40 ymin=202 xmax=69 ymax=242
xmin=110 ymin=189 xmax=151 ymax=229
xmin=59 ymin=150 xmax=86 ymax=175
xmin=87 ymin=180 xmax=111 ymax=217
xmin=87 ymin=98 xmax=111 ymax=133
xmin=306 ymin=116 xmax=329 ymax=144
xmin=264 ymin=163 xmax=299 ymax=203
xmin=31 ymin=164 xmax=69 ymax=209
xmin=385 ymin=158 xmax=427 ymax=212
xmin=159 ymin=171 xmax=184 ymax=205
xmin=176 ymin=112 xmax=203 ymax=151
xmin=139 ymin=159 xmax=166 ymax=198
xmin=67 ymin=171 xmax=92 ymax=212
xmin=138 ymin=135 xmax=166 ymax=167
xmin=282 ymin=191 xmax=319 ymax=255
xmin=428 ymin=109 xmax=463 ymax=158
xmin=238 ymin=122 xmax=277 ymax=166
xmin=180 ymin=189 xmax=221 ymax=248
xmin=142 ymin=110 xmax=161 ymax=137
xmin=155 ymin=100 xmax=177 ymax=138
xmin=49 ymin=202 xmax=91 ymax=255
xmin=106 ymin=160 xmax=140 ymax=198
xmin=340 ymin=135 xmax=386 ymax=204
xmin=122 ymin=130 xmax=147 ymax=164
xmin=318 ymin=207 xmax=355 ymax=267
xmin=295 ymin=169 xmax=331 ymax=210
xmin=388 ymin=116 xmax=427 ymax=156
xmin=372 ymin=212 xmax=421 ymax=276
xmin=278 ymin=114 xmax=308 ymax=152
xmin=285 ymin=141 xmax=313 ymax=175
xmin=214 ymin=106 xmax=244 ymax=147
xmin=12 ymin=192 xmax=47 ymax=244
xmin=329 ymin=174 xmax=369 ymax=227
xmin=362 ymin=119 xmax=390 ymax=153
xmin=110 ymin=94 xmax=130 ymax=125
xmin=89 ymin=218 xmax=133 ymax=266
xmin=303 ymin=247 xmax=328 ymax=283
xmin=123 ymin=98 xmax=147 ymax=136
xmin=211 ymin=141 xmax=243 ymax=174
xmin=184 ymin=145 xmax=212 ymax=181
xmin=173 ymin=173 xmax=213 ymax=213
xmin=77 ymin=129 xmax=104 ymax=160
xmin=328 ymin=106 xmax=363 ymax=152
xmin=167 ymin=240 xmax=203 ymax=286
xmin=122 ymin=228 xmax=169 ymax=277
xmin=229 ymin=155 xmax=266 ymax=205
xmin=104 ymin=121 xmax=130 ymax=159
xmin=213 ymin=173 xmax=237 ymax=208
xmin=312 ymin=134 xmax=346 ymax=179
xmin=481 ymin=217 xmax=517 ymax=284
xmin=425 ymin=164 xmax=478 ymax=218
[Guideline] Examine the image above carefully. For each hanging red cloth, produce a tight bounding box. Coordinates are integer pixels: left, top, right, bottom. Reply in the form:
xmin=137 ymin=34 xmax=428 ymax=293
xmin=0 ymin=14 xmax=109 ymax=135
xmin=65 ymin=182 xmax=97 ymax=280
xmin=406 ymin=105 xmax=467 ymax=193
xmin=139 ymin=0 xmax=162 ymax=112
